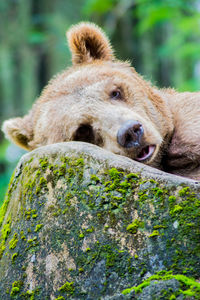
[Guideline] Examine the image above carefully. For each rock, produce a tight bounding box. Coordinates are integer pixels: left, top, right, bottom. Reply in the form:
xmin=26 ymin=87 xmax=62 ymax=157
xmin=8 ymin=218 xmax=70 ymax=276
xmin=0 ymin=142 xmax=200 ymax=299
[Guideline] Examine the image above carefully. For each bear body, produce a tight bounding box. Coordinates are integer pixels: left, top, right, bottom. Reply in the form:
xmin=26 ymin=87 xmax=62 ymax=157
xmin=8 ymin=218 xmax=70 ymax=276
xmin=2 ymin=23 xmax=200 ymax=180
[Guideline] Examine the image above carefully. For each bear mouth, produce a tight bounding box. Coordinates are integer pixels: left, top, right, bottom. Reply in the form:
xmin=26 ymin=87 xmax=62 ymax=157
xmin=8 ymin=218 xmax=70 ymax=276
xmin=135 ymin=145 xmax=156 ymax=162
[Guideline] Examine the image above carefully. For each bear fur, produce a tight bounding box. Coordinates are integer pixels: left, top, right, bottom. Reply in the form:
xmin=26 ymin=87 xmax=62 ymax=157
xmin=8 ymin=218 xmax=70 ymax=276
xmin=2 ymin=22 xmax=200 ymax=180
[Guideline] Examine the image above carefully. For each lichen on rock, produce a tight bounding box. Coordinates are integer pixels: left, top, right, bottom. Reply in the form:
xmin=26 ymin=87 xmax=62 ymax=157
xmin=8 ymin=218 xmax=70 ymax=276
xmin=0 ymin=142 xmax=200 ymax=299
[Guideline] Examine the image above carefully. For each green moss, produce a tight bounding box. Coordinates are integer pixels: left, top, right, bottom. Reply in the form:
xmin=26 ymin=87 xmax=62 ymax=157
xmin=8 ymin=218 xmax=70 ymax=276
xmin=104 ymin=225 xmax=109 ymax=230
xmin=55 ymin=297 xmax=65 ymax=300
xmin=32 ymin=214 xmax=38 ymax=219
xmin=22 ymin=290 xmax=35 ymax=299
xmin=52 ymin=209 xmax=61 ymax=217
xmin=108 ymin=168 xmax=123 ymax=180
xmin=26 ymin=237 xmax=38 ymax=250
xmin=79 ymin=267 xmax=84 ymax=273
xmin=149 ymin=230 xmax=160 ymax=238
xmin=27 ymin=238 xmax=35 ymax=243
xmin=34 ymin=224 xmax=43 ymax=232
xmin=125 ymin=281 xmax=150 ymax=295
xmin=67 ymin=168 xmax=75 ymax=178
xmin=154 ymin=188 xmax=164 ymax=197
xmin=35 ymin=187 xmax=40 ymax=195
xmin=58 ymin=164 xmax=67 ymax=176
xmin=58 ymin=281 xmax=75 ymax=294
xmin=103 ymin=244 xmax=122 ymax=268
xmin=166 ymin=186 xmax=200 ymax=273
xmin=1 ymin=217 xmax=11 ymax=240
xmin=65 ymin=192 xmax=73 ymax=207
xmin=20 ymin=288 xmax=40 ymax=299
xmin=153 ymin=224 xmax=167 ymax=230
xmin=140 ymin=268 xmax=147 ymax=277
xmin=10 ymin=281 xmax=23 ymax=297
xmin=12 ymin=252 xmax=18 ymax=262
xmin=74 ymin=158 xmax=84 ymax=166
xmin=90 ymin=174 xmax=100 ymax=183
xmin=76 ymin=241 xmax=127 ymax=279
xmin=0 ymin=198 xmax=9 ymax=227
xmin=39 ymin=177 xmax=47 ymax=186
xmin=179 ymin=187 xmax=190 ymax=197
xmin=86 ymin=226 xmax=94 ymax=233
xmin=126 ymin=219 xmax=144 ymax=234
xmin=168 ymin=195 xmax=176 ymax=203
xmin=28 ymin=157 xmax=34 ymax=163
xmin=10 ymin=287 xmax=20 ymax=297
xmin=122 ymin=272 xmax=200 ymax=298
xmin=35 ymin=177 xmax=47 ymax=195
xmin=138 ymin=192 xmax=148 ymax=202
xmin=126 ymin=173 xmax=139 ymax=179
xmin=80 ymin=167 xmax=138 ymax=224
xmin=171 ymin=204 xmax=183 ymax=214
xmin=48 ymin=164 xmax=54 ymax=171
xmin=0 ymin=171 xmax=15 ymax=227
xmin=35 ymin=170 xmax=41 ymax=178
xmin=39 ymin=158 xmax=49 ymax=170
xmin=0 ymin=244 xmax=6 ymax=259
xmin=9 ymin=233 xmax=18 ymax=250
xmin=119 ymin=180 xmax=131 ymax=190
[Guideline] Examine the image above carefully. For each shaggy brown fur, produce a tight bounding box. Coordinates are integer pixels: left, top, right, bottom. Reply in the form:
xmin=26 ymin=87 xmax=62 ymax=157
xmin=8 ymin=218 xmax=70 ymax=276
xmin=2 ymin=22 xmax=200 ymax=180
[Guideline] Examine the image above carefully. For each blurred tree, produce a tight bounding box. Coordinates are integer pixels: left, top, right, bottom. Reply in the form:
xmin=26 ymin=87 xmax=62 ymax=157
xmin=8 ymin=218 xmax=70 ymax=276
xmin=83 ymin=0 xmax=200 ymax=89
xmin=0 ymin=0 xmax=84 ymax=205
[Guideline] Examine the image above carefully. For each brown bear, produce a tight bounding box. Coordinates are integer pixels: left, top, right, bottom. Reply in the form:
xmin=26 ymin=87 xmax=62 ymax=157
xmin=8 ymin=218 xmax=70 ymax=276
xmin=2 ymin=22 xmax=200 ymax=180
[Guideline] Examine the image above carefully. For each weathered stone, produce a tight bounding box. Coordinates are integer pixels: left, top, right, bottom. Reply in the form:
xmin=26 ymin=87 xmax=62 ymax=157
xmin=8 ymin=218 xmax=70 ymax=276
xmin=0 ymin=142 xmax=200 ymax=299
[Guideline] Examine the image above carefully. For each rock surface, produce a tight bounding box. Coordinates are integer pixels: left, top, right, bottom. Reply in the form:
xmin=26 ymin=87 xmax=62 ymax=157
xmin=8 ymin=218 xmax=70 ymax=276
xmin=0 ymin=142 xmax=200 ymax=299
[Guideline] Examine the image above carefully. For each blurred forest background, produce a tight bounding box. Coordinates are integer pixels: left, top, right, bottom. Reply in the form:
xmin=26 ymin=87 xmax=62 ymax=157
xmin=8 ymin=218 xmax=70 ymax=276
xmin=1 ymin=0 xmax=200 ymax=206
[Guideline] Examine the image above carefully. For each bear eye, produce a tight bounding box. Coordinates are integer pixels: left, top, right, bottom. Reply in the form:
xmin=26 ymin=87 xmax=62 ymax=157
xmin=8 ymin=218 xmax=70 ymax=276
xmin=110 ymin=89 xmax=122 ymax=100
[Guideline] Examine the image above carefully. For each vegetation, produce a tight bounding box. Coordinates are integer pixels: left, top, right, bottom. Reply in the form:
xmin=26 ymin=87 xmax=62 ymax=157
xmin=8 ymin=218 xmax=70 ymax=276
xmin=1 ymin=0 xmax=200 ymax=205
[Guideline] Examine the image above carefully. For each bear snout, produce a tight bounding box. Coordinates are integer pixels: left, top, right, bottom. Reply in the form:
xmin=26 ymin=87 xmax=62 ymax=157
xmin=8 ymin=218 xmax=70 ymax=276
xmin=117 ymin=120 xmax=144 ymax=149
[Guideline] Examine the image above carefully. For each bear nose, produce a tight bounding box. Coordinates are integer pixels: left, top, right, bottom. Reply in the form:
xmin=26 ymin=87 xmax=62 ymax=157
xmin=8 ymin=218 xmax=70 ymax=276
xmin=117 ymin=120 xmax=144 ymax=148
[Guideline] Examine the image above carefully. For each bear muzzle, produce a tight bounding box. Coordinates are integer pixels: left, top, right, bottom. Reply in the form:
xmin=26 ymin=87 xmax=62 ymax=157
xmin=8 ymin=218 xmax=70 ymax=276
xmin=117 ymin=120 xmax=156 ymax=162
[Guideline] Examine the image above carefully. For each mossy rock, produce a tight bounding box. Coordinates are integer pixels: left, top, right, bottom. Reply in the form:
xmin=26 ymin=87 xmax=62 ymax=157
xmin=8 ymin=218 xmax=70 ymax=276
xmin=0 ymin=142 xmax=200 ymax=299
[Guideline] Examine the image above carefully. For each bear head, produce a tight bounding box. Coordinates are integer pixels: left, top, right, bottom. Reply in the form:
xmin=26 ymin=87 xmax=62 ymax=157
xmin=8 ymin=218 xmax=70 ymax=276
xmin=2 ymin=22 xmax=173 ymax=168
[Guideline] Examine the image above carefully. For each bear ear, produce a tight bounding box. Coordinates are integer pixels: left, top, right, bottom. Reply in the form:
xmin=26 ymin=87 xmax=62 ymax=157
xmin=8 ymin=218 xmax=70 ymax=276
xmin=66 ymin=22 xmax=114 ymax=65
xmin=2 ymin=116 xmax=33 ymax=151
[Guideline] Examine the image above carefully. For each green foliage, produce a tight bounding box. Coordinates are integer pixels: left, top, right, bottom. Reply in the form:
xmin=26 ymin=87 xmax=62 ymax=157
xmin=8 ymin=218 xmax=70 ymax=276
xmin=84 ymin=0 xmax=200 ymax=91
xmin=83 ymin=0 xmax=116 ymax=15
